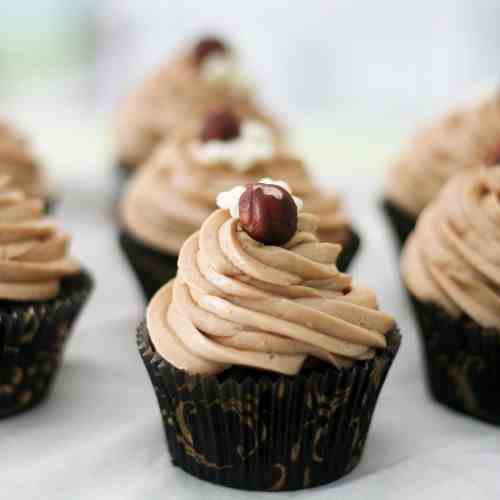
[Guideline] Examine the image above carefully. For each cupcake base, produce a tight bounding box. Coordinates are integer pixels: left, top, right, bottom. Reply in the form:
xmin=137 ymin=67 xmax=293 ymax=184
xmin=119 ymin=230 xmax=178 ymax=302
xmin=381 ymin=198 xmax=416 ymax=249
xmin=0 ymin=270 xmax=94 ymax=419
xmin=409 ymin=293 xmax=500 ymax=425
xmin=336 ymin=228 xmax=361 ymax=272
xmin=137 ymin=323 xmax=401 ymax=491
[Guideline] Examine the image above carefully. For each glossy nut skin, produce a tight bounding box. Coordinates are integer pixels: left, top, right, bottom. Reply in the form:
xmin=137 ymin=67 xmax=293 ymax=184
xmin=194 ymin=37 xmax=227 ymax=64
xmin=239 ymin=183 xmax=298 ymax=246
xmin=200 ymin=110 xmax=240 ymax=142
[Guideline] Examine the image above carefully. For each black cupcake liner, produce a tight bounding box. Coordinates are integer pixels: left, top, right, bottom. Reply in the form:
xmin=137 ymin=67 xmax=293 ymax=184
xmin=337 ymin=228 xmax=361 ymax=272
xmin=381 ymin=198 xmax=417 ymax=249
xmin=119 ymin=230 xmax=178 ymax=302
xmin=409 ymin=293 xmax=500 ymax=425
xmin=0 ymin=270 xmax=94 ymax=419
xmin=137 ymin=323 xmax=401 ymax=491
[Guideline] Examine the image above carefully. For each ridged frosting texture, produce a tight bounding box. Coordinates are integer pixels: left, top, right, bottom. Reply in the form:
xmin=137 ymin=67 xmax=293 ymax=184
xmin=386 ymin=90 xmax=500 ymax=216
xmin=116 ymin=45 xmax=278 ymax=167
xmin=0 ymin=119 xmax=46 ymax=200
xmin=147 ymin=208 xmax=394 ymax=375
xmin=402 ymin=166 xmax=500 ymax=329
xmin=0 ymin=176 xmax=79 ymax=301
xmin=120 ymin=125 xmax=350 ymax=255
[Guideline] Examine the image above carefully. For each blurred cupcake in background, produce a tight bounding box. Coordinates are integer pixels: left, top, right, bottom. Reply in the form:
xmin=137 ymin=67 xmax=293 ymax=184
xmin=0 ymin=176 xmax=93 ymax=418
xmin=402 ymin=165 xmax=500 ymax=424
xmin=383 ymin=87 xmax=500 ymax=247
xmin=0 ymin=117 xmax=53 ymax=211
xmin=115 ymin=35 xmax=283 ymax=183
xmin=118 ymin=109 xmax=359 ymax=300
xmin=137 ymin=180 xmax=400 ymax=490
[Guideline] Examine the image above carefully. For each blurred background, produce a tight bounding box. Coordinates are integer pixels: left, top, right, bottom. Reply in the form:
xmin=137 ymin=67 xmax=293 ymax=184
xmin=1 ymin=0 xmax=499 ymax=188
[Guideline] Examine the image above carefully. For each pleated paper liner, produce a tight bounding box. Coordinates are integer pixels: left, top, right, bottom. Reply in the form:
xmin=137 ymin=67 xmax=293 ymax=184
xmin=381 ymin=198 xmax=417 ymax=249
xmin=118 ymin=230 xmax=178 ymax=302
xmin=409 ymin=292 xmax=500 ymax=425
xmin=137 ymin=323 xmax=401 ymax=491
xmin=0 ymin=270 xmax=94 ymax=419
xmin=336 ymin=228 xmax=361 ymax=273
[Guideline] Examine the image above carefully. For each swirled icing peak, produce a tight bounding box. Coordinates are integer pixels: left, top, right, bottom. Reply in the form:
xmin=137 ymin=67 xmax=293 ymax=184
xmin=120 ymin=120 xmax=350 ymax=255
xmin=386 ymin=88 xmax=500 ymax=216
xmin=402 ymin=166 xmax=500 ymax=329
xmin=0 ymin=176 xmax=79 ymax=301
xmin=147 ymin=203 xmax=394 ymax=375
xmin=115 ymin=37 xmax=271 ymax=167
xmin=0 ymin=118 xmax=47 ymax=200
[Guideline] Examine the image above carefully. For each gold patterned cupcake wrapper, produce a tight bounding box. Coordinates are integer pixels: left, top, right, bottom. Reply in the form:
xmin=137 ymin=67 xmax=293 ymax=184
xmin=0 ymin=271 xmax=93 ymax=419
xmin=409 ymin=293 xmax=500 ymax=425
xmin=137 ymin=323 xmax=401 ymax=491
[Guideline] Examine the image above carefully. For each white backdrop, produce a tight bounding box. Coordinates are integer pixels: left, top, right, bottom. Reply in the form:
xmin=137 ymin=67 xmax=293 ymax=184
xmin=96 ymin=0 xmax=500 ymax=126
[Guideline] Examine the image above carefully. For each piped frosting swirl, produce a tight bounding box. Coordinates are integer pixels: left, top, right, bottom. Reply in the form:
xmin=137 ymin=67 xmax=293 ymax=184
xmin=402 ymin=166 xmax=500 ymax=329
xmin=116 ymin=39 xmax=279 ymax=167
xmin=0 ymin=119 xmax=47 ymax=200
xmin=386 ymin=90 xmax=500 ymax=217
xmin=0 ymin=176 xmax=79 ymax=301
xmin=120 ymin=123 xmax=350 ymax=255
xmin=147 ymin=206 xmax=394 ymax=375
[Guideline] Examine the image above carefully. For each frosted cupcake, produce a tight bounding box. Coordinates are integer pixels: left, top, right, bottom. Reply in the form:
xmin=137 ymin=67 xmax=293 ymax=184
xmin=119 ymin=110 xmax=359 ymax=300
xmin=0 ymin=118 xmax=51 ymax=210
xmin=384 ymin=89 xmax=500 ymax=246
xmin=402 ymin=166 xmax=500 ymax=424
xmin=115 ymin=36 xmax=281 ymax=179
xmin=137 ymin=180 xmax=400 ymax=490
xmin=0 ymin=177 xmax=93 ymax=418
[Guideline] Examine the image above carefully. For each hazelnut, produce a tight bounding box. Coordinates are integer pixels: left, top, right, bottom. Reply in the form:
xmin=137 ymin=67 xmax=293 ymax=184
xmin=194 ymin=36 xmax=227 ymax=65
xmin=200 ymin=110 xmax=240 ymax=142
xmin=239 ymin=183 xmax=298 ymax=246
xmin=485 ymin=142 xmax=500 ymax=167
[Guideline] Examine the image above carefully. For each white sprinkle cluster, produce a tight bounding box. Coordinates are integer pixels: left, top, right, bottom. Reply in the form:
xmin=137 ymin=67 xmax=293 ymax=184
xmin=194 ymin=120 xmax=275 ymax=171
xmin=200 ymin=52 xmax=249 ymax=90
xmin=216 ymin=178 xmax=303 ymax=220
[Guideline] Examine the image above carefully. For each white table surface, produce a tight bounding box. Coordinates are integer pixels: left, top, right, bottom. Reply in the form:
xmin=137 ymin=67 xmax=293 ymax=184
xmin=3 ymin=168 xmax=500 ymax=500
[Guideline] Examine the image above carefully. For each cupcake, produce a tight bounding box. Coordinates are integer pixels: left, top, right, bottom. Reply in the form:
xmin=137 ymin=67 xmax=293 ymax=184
xmin=0 ymin=117 xmax=52 ymax=210
xmin=115 ymin=35 xmax=281 ymax=182
xmin=119 ymin=110 xmax=359 ymax=300
xmin=0 ymin=177 xmax=93 ymax=418
xmin=137 ymin=180 xmax=400 ymax=491
xmin=402 ymin=165 xmax=500 ymax=424
xmin=383 ymin=88 xmax=500 ymax=247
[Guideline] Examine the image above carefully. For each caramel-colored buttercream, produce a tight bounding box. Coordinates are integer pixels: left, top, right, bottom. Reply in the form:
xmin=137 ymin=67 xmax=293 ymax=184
xmin=386 ymin=91 xmax=500 ymax=217
xmin=147 ymin=208 xmax=394 ymax=375
xmin=0 ymin=177 xmax=79 ymax=301
xmin=116 ymin=46 xmax=280 ymax=167
xmin=402 ymin=166 xmax=500 ymax=329
xmin=120 ymin=128 xmax=350 ymax=255
xmin=0 ymin=119 xmax=47 ymax=200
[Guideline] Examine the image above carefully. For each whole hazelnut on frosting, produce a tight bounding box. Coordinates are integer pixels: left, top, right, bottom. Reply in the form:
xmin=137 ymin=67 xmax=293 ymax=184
xmin=194 ymin=36 xmax=227 ymax=65
xmin=200 ymin=110 xmax=240 ymax=142
xmin=239 ymin=183 xmax=298 ymax=246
